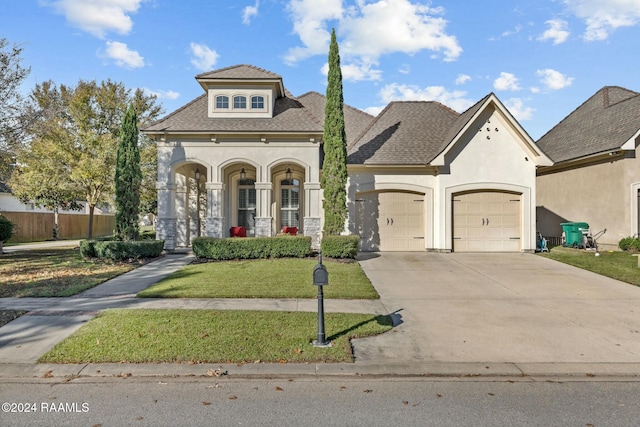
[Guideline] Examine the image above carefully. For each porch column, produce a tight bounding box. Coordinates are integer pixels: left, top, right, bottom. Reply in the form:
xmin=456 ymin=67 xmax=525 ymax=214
xmin=156 ymin=182 xmax=177 ymax=250
xmin=303 ymin=181 xmax=322 ymax=248
xmin=254 ymin=181 xmax=273 ymax=237
xmin=175 ymin=183 xmax=189 ymax=247
xmin=205 ymin=182 xmax=225 ymax=238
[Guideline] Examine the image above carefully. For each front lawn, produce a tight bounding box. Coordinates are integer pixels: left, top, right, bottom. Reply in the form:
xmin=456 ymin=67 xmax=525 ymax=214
xmin=0 ymin=247 xmax=138 ymax=297
xmin=39 ymin=309 xmax=393 ymax=364
xmin=138 ymin=258 xmax=379 ymax=299
xmin=539 ymin=246 xmax=640 ymax=286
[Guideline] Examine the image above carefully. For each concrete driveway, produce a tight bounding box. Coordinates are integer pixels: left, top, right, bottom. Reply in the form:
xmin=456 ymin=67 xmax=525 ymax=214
xmin=353 ymin=252 xmax=640 ymax=366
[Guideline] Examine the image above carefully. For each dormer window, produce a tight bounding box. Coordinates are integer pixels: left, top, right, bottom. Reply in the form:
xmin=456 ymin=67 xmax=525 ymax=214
xmin=216 ymin=95 xmax=229 ymax=109
xmin=251 ymin=96 xmax=264 ymax=109
xmin=233 ymin=95 xmax=247 ymax=109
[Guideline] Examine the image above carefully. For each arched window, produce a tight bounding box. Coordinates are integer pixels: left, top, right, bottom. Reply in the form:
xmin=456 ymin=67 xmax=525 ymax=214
xmin=233 ymin=95 xmax=247 ymax=109
xmin=280 ymin=178 xmax=300 ymax=229
xmin=215 ymin=95 xmax=229 ymax=109
xmin=251 ymin=95 xmax=264 ymax=109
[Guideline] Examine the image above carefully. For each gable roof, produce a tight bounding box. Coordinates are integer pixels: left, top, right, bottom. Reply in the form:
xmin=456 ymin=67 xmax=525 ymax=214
xmin=536 ymin=86 xmax=640 ymax=163
xmin=347 ymin=101 xmax=460 ymax=165
xmin=196 ymin=64 xmax=282 ymax=80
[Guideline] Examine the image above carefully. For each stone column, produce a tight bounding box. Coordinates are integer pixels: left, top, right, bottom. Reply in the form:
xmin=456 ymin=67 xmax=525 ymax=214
xmin=304 ymin=181 xmax=322 ymax=249
xmin=156 ymin=182 xmax=177 ymax=251
xmin=205 ymin=182 xmax=225 ymax=238
xmin=254 ymin=181 xmax=273 ymax=237
xmin=175 ymin=184 xmax=188 ymax=247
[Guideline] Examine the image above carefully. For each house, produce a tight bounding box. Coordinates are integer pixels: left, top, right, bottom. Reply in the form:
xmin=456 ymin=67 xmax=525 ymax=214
xmin=536 ymin=86 xmax=640 ymax=249
xmin=143 ymin=64 xmax=551 ymax=252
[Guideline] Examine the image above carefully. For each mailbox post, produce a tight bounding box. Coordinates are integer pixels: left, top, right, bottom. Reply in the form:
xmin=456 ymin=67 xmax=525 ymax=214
xmin=312 ymin=251 xmax=331 ymax=347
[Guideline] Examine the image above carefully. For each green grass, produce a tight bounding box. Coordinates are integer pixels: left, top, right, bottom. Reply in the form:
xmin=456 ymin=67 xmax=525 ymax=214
xmin=539 ymin=246 xmax=640 ymax=286
xmin=38 ymin=309 xmax=393 ymax=364
xmin=0 ymin=247 xmax=138 ymax=297
xmin=138 ymin=258 xmax=379 ymax=299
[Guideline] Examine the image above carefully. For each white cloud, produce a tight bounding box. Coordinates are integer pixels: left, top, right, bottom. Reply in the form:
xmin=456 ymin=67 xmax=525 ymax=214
xmin=564 ymin=0 xmax=640 ymax=41
xmin=284 ymin=0 xmax=462 ymax=70
xmin=378 ymin=83 xmax=475 ymax=113
xmin=47 ymin=0 xmax=145 ymax=38
xmin=536 ymin=68 xmax=574 ymax=90
xmin=538 ymin=19 xmax=570 ymax=44
xmin=104 ymin=41 xmax=144 ymax=68
xmin=142 ymin=88 xmax=180 ymax=100
xmin=494 ymin=72 xmax=521 ymax=91
xmin=190 ymin=42 xmax=219 ymax=71
xmin=284 ymin=0 xmax=343 ymax=63
xmin=320 ymin=60 xmax=382 ymax=81
xmin=243 ymin=1 xmax=260 ymax=25
xmin=455 ymin=74 xmax=471 ymax=85
xmin=504 ymin=98 xmax=534 ymax=121
xmin=364 ymin=105 xmax=385 ymax=116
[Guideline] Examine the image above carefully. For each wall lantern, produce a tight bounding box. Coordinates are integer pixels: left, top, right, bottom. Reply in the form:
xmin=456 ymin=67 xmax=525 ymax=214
xmin=240 ymin=166 xmax=246 ymax=180
xmin=285 ymin=167 xmax=293 ymax=181
xmin=195 ymin=168 xmax=201 ymax=181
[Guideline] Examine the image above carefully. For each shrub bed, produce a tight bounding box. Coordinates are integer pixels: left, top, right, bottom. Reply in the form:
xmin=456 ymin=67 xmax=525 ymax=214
xmin=81 ymin=239 xmax=164 ymax=260
xmin=321 ymin=235 xmax=360 ymax=259
xmin=619 ymin=236 xmax=640 ymax=252
xmin=193 ymin=235 xmax=312 ymax=260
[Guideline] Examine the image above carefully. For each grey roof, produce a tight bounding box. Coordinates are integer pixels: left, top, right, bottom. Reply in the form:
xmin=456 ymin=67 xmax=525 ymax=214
xmin=347 ymin=101 xmax=460 ymax=165
xmin=143 ymin=93 xmax=323 ymax=134
xmin=297 ymin=91 xmax=374 ymax=146
xmin=196 ymin=64 xmax=282 ymax=80
xmin=536 ymin=86 xmax=640 ymax=162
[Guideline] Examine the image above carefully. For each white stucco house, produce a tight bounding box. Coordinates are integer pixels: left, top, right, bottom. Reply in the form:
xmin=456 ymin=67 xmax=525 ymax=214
xmin=142 ymin=64 xmax=551 ymax=252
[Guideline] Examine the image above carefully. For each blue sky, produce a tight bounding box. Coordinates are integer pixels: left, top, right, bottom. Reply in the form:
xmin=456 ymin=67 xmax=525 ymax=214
xmin=4 ymin=0 xmax=640 ymax=139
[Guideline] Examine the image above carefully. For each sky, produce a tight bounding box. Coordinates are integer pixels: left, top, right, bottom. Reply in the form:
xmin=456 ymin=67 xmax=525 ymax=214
xmin=3 ymin=0 xmax=640 ymax=140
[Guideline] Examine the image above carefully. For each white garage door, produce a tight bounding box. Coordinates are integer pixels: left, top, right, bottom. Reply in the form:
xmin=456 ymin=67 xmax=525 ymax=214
xmin=453 ymin=191 xmax=521 ymax=252
xmin=356 ymin=192 xmax=425 ymax=251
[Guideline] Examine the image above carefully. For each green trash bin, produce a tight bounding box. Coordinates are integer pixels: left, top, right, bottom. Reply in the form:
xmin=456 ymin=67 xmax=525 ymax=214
xmin=560 ymin=222 xmax=589 ymax=248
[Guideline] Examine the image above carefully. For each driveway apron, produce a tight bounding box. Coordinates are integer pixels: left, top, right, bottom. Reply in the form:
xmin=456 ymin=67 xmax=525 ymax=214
xmin=352 ymin=252 xmax=640 ymax=365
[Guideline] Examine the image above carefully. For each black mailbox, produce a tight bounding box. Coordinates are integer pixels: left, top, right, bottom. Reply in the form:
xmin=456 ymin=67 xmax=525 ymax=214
xmin=313 ymin=263 xmax=329 ymax=286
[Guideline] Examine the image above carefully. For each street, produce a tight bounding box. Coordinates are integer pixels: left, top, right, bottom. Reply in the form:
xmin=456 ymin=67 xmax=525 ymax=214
xmin=2 ymin=377 xmax=639 ymax=426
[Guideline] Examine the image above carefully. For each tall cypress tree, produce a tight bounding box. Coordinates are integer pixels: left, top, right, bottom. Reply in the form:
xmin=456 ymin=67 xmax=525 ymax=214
xmin=321 ymin=28 xmax=348 ymax=235
xmin=114 ymin=103 xmax=142 ymax=240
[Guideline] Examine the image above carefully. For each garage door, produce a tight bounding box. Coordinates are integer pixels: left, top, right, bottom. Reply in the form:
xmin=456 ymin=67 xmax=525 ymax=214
xmin=356 ymin=192 xmax=425 ymax=251
xmin=452 ymin=191 xmax=521 ymax=252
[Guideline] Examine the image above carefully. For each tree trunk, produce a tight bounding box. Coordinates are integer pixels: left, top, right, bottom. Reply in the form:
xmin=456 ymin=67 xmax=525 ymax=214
xmin=87 ymin=204 xmax=95 ymax=239
xmin=53 ymin=207 xmax=59 ymax=240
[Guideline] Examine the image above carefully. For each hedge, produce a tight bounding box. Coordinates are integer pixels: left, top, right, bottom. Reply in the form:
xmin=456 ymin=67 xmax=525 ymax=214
xmin=0 ymin=216 xmax=14 ymax=243
xmin=321 ymin=235 xmax=360 ymax=259
xmin=192 ymin=235 xmax=312 ymax=260
xmin=80 ymin=239 xmax=164 ymax=260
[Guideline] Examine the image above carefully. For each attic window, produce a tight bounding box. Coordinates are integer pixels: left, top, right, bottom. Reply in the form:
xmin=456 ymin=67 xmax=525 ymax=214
xmin=215 ymin=95 xmax=229 ymax=109
xmin=233 ymin=95 xmax=247 ymax=109
xmin=251 ymin=95 xmax=264 ymax=109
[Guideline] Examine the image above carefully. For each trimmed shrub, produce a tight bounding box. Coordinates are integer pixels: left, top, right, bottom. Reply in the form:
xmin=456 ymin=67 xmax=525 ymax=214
xmin=321 ymin=235 xmax=360 ymax=259
xmin=619 ymin=236 xmax=640 ymax=252
xmin=81 ymin=239 xmax=164 ymax=260
xmin=193 ymin=236 xmax=312 ymax=260
xmin=0 ymin=216 xmax=15 ymax=243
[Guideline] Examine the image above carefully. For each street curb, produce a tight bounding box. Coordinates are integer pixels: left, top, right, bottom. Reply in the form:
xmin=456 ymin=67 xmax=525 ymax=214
xmin=1 ymin=362 xmax=639 ymax=381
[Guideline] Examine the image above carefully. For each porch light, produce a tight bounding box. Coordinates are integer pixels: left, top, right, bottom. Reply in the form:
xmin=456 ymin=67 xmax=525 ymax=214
xmin=285 ymin=167 xmax=292 ymax=180
xmin=240 ymin=167 xmax=246 ymax=180
xmin=195 ymin=168 xmax=201 ymax=181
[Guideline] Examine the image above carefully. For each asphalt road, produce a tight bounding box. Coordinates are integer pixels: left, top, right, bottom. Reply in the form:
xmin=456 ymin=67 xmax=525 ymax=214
xmin=2 ymin=377 xmax=640 ymax=426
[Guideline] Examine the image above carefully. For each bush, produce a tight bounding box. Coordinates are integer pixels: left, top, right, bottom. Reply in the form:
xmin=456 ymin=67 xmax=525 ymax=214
xmin=619 ymin=236 xmax=640 ymax=252
xmin=0 ymin=216 xmax=14 ymax=243
xmin=321 ymin=235 xmax=360 ymax=259
xmin=81 ymin=239 xmax=164 ymax=260
xmin=193 ymin=236 xmax=312 ymax=260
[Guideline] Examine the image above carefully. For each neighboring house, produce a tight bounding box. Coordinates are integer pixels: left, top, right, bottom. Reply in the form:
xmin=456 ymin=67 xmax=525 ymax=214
xmin=143 ymin=64 xmax=551 ymax=252
xmin=536 ymin=86 xmax=640 ymax=249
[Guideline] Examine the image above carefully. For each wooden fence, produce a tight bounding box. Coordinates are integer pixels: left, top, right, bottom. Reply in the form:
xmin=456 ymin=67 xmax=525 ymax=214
xmin=1 ymin=212 xmax=115 ymax=243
